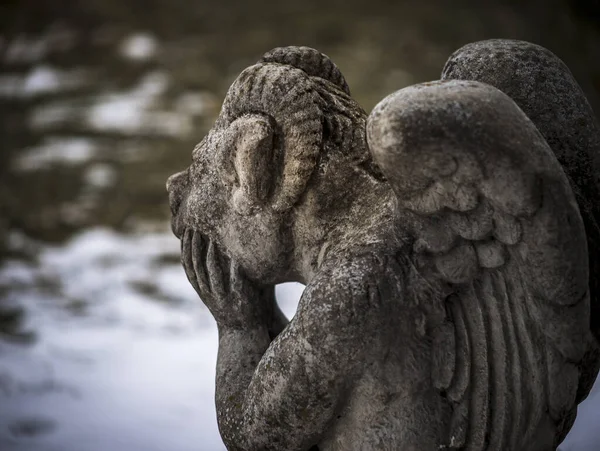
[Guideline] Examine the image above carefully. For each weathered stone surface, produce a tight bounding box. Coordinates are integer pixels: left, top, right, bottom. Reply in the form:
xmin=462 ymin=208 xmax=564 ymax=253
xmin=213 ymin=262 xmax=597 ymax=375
xmin=167 ymin=43 xmax=600 ymax=450
xmin=442 ymin=40 xmax=600 ymax=433
xmin=442 ymin=39 xmax=600 ymax=336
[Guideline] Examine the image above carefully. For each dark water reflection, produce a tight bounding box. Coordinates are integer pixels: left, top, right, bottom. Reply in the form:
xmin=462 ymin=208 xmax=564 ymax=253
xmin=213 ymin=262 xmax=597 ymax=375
xmin=0 ymin=1 xmax=599 ymax=450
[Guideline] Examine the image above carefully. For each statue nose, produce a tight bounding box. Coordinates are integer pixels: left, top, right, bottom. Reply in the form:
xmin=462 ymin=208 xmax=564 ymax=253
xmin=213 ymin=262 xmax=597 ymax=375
xmin=166 ymin=170 xmax=189 ymax=214
xmin=166 ymin=171 xmax=185 ymax=193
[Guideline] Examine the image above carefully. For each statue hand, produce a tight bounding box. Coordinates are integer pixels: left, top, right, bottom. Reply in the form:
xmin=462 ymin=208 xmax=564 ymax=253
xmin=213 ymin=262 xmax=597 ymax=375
xmin=194 ymin=239 xmax=274 ymax=330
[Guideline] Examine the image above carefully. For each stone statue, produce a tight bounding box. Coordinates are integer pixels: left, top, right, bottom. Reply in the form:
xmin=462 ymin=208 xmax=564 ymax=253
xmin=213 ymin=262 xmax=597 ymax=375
xmin=167 ymin=41 xmax=600 ymax=450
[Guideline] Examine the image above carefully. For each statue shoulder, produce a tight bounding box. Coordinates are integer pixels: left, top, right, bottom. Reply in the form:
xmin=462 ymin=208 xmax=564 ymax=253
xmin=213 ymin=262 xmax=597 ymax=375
xmin=306 ymin=244 xmax=408 ymax=313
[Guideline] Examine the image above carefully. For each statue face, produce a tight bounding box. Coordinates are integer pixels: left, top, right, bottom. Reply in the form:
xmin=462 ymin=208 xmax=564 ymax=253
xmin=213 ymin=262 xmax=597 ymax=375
xmin=168 ymin=127 xmax=227 ymax=240
xmin=167 ymin=120 xmax=290 ymax=284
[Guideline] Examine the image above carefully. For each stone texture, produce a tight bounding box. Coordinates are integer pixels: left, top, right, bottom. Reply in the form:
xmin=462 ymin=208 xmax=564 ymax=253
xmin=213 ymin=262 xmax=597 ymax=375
xmin=442 ymin=40 xmax=600 ymax=425
xmin=442 ymin=39 xmax=600 ymax=341
xmin=167 ymin=43 xmax=600 ymax=450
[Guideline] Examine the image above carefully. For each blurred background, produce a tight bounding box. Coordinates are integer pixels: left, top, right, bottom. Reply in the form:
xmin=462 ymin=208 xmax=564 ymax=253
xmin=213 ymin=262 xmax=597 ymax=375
xmin=0 ymin=0 xmax=599 ymax=450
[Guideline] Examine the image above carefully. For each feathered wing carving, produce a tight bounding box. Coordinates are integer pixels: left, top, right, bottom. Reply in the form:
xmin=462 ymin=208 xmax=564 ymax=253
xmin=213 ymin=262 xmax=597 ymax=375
xmin=442 ymin=39 xmax=600 ymax=352
xmin=367 ymin=80 xmax=594 ymax=450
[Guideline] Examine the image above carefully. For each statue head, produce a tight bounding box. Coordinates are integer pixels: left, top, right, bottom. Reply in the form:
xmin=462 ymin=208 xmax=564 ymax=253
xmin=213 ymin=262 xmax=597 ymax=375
xmin=167 ymin=47 xmax=377 ymax=284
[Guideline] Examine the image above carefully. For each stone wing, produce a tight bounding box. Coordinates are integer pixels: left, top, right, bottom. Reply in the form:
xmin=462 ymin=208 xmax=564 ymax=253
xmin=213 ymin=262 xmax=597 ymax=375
xmin=367 ymin=80 xmax=593 ymax=450
xmin=442 ymin=39 xmax=600 ymax=350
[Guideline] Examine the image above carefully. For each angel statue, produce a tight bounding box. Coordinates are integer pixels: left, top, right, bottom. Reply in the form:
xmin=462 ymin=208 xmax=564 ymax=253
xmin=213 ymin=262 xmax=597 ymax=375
xmin=167 ymin=40 xmax=600 ymax=451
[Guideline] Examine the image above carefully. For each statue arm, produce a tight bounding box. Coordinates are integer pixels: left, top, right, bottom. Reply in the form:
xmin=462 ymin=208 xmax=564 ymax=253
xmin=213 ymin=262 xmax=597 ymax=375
xmin=215 ymin=255 xmax=384 ymax=451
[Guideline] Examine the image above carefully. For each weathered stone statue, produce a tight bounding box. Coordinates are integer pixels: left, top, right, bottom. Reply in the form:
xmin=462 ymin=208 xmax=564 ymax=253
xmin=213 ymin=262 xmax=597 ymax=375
xmin=167 ymin=40 xmax=600 ymax=450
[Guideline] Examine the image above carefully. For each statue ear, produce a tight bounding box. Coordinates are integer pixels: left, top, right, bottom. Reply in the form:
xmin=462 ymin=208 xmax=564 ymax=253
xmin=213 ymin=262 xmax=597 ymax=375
xmin=223 ymin=115 xmax=275 ymax=215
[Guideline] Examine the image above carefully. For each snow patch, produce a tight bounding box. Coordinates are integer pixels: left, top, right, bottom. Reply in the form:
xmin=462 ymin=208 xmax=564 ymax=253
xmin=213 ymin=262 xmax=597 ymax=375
xmin=84 ymin=71 xmax=191 ymax=136
xmin=119 ymin=33 xmax=158 ymax=61
xmin=83 ymin=164 xmax=118 ymax=189
xmin=0 ymin=228 xmax=225 ymax=450
xmin=22 ymin=66 xmax=89 ymax=96
xmin=13 ymin=137 xmax=98 ymax=171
